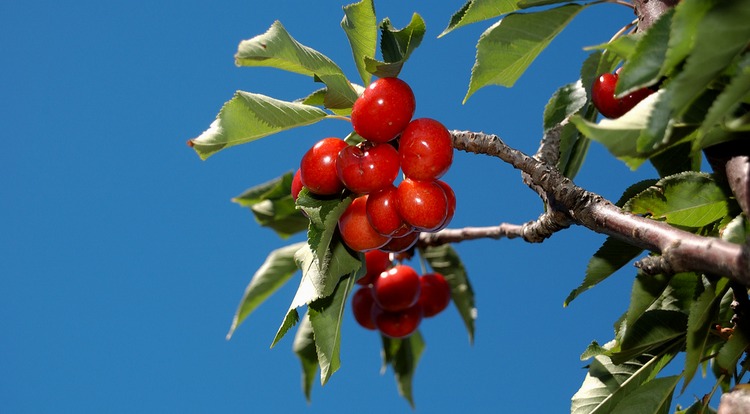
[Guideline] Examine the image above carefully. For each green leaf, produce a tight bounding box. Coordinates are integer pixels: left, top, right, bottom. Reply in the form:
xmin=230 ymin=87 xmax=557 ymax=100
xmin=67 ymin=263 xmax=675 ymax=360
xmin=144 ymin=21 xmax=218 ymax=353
xmin=341 ymin=0 xmax=377 ymax=86
xmin=616 ymin=179 xmax=660 ymax=207
xmin=571 ymin=346 xmax=678 ymax=414
xmin=558 ymin=121 xmax=589 ymax=179
xmin=580 ymin=340 xmax=610 ymax=361
xmin=564 ymin=236 xmax=644 ymax=307
xmin=297 ymin=191 xmax=352 ymax=276
xmin=698 ymin=54 xmax=750 ymax=144
xmin=543 ymin=80 xmax=587 ymax=132
xmin=722 ymin=214 xmax=750 ymax=245
xmin=662 ymin=0 xmax=711 ymax=75
xmin=235 ymin=21 xmax=359 ymax=110
xmin=609 ymin=375 xmax=680 ymax=414
xmin=422 ymin=244 xmax=476 ymax=343
xmin=309 ymin=273 xmax=356 ymax=385
xmin=669 ymin=0 xmax=750 ymax=116
xmin=465 ymin=4 xmax=585 ymax=101
xmin=439 ymin=0 xmax=519 ymax=37
xmin=292 ymin=313 xmax=318 ymax=401
xmin=616 ymin=310 xmax=687 ymax=363
xmin=616 ymin=10 xmax=673 ymax=95
xmin=716 ymin=325 xmax=750 ymax=374
xmin=625 ymin=172 xmax=730 ymax=228
xmin=381 ymin=332 xmax=425 ymax=408
xmin=226 ymin=242 xmax=305 ymax=339
xmin=189 ymin=91 xmax=328 ymax=159
xmin=232 ymin=172 xmax=309 ymax=238
xmin=683 ymin=279 xmax=729 ymax=391
xmin=648 ymin=142 xmax=701 ymax=178
xmin=675 ymin=400 xmax=718 ymax=414
xmin=624 ymin=272 xmax=699 ymax=335
xmin=298 ymin=84 xmax=365 ymax=116
xmin=364 ymin=14 xmax=426 ymax=78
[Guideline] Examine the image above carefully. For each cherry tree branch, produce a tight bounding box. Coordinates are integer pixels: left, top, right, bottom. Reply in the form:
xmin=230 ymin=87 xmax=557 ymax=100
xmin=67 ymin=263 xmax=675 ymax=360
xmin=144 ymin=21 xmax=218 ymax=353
xmin=437 ymin=130 xmax=750 ymax=286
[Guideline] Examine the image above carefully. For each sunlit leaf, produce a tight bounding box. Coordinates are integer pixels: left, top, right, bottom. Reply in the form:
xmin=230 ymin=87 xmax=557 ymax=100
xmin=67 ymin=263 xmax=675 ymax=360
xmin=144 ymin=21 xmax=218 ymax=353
xmin=364 ymin=14 xmax=426 ymax=78
xmin=235 ymin=21 xmax=358 ymax=109
xmin=439 ymin=0 xmax=519 ymax=37
xmin=226 ymin=242 xmax=305 ymax=339
xmin=616 ymin=10 xmax=673 ymax=95
xmin=341 ymin=0 xmax=377 ymax=85
xmin=189 ymin=91 xmax=327 ymax=159
xmin=232 ymin=172 xmax=309 ymax=238
xmin=381 ymin=332 xmax=425 ymax=408
xmin=465 ymin=4 xmax=585 ymax=101
xmin=609 ymin=375 xmax=680 ymax=414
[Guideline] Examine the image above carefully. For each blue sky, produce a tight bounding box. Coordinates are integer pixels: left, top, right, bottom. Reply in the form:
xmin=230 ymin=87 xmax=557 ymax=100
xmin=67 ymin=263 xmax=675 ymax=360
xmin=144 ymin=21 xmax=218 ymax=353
xmin=1 ymin=1 xmax=713 ymax=412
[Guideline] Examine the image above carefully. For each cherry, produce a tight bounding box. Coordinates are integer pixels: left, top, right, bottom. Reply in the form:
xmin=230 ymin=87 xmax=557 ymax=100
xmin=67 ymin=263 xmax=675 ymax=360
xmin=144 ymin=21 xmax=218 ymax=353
xmin=399 ymin=118 xmax=453 ymax=181
xmin=418 ymin=273 xmax=451 ymax=317
xmin=396 ymin=178 xmax=448 ymax=232
xmin=371 ymin=303 xmax=423 ymax=339
xmin=358 ymin=250 xmax=392 ymax=286
xmin=434 ymin=180 xmax=456 ymax=231
xmin=338 ymin=195 xmax=391 ymax=252
xmin=291 ymin=169 xmax=303 ymax=201
xmin=372 ymin=264 xmax=421 ymax=312
xmin=351 ymin=287 xmax=377 ymax=330
xmin=336 ymin=141 xmax=400 ymax=194
xmin=300 ymin=137 xmax=348 ymax=195
xmin=380 ymin=231 xmax=420 ymax=253
xmin=591 ymin=72 xmax=654 ymax=119
xmin=351 ymin=77 xmax=416 ymax=143
xmin=366 ymin=185 xmax=413 ymax=237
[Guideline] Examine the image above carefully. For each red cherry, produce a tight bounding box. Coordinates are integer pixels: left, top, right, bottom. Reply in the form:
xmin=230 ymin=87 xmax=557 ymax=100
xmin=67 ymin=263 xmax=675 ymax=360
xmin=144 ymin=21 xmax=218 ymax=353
xmin=338 ymin=195 xmax=391 ymax=252
xmin=372 ymin=265 xmax=421 ymax=312
xmin=358 ymin=250 xmax=392 ymax=286
xmin=291 ymin=169 xmax=303 ymax=201
xmin=371 ymin=303 xmax=423 ymax=339
xmin=366 ymin=185 xmax=413 ymax=237
xmin=380 ymin=231 xmax=420 ymax=253
xmin=351 ymin=77 xmax=416 ymax=143
xmin=351 ymin=287 xmax=377 ymax=330
xmin=591 ymin=72 xmax=654 ymax=119
xmin=418 ymin=273 xmax=451 ymax=317
xmin=336 ymin=141 xmax=400 ymax=194
xmin=396 ymin=178 xmax=448 ymax=232
xmin=434 ymin=180 xmax=456 ymax=231
xmin=300 ymin=138 xmax=348 ymax=195
xmin=399 ymin=118 xmax=454 ymax=181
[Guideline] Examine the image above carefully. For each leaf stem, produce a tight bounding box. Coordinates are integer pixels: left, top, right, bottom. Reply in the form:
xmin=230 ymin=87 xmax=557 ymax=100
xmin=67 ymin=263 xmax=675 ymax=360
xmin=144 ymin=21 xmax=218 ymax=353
xmin=325 ymin=114 xmax=352 ymax=122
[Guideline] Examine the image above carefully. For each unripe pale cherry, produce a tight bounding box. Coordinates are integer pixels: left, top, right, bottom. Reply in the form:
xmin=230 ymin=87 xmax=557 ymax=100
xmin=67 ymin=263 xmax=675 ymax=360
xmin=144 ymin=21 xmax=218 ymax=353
xmin=336 ymin=141 xmax=400 ymax=194
xmin=399 ymin=118 xmax=453 ymax=181
xmin=351 ymin=77 xmax=416 ymax=143
xmin=300 ymin=137 xmax=348 ymax=195
xmin=338 ymin=195 xmax=391 ymax=252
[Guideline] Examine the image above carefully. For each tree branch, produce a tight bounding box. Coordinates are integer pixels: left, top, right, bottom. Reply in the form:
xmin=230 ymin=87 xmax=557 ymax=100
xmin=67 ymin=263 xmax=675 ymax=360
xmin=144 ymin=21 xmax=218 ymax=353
xmin=448 ymin=130 xmax=750 ymax=286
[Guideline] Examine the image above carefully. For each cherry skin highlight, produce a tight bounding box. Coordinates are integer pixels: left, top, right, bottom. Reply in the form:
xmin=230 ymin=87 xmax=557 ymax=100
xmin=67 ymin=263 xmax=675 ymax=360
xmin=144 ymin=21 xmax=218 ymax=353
xmin=399 ymin=118 xmax=453 ymax=181
xmin=351 ymin=77 xmax=416 ymax=143
xmin=366 ymin=185 xmax=413 ymax=237
xmin=336 ymin=141 xmax=400 ymax=194
xmin=300 ymin=137 xmax=348 ymax=195
xmin=372 ymin=265 xmax=421 ymax=312
xmin=338 ymin=195 xmax=391 ymax=252
xmin=396 ymin=178 xmax=449 ymax=232
xmin=591 ymin=72 xmax=654 ymax=119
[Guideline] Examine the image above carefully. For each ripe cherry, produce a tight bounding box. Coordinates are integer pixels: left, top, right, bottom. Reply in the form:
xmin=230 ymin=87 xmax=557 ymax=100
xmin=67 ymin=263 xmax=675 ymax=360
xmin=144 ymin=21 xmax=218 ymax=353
xmin=351 ymin=287 xmax=377 ymax=330
xmin=300 ymin=137 xmax=348 ymax=195
xmin=358 ymin=250 xmax=391 ymax=286
xmin=396 ymin=178 xmax=448 ymax=232
xmin=591 ymin=72 xmax=654 ymax=119
xmin=291 ymin=169 xmax=303 ymax=201
xmin=351 ymin=77 xmax=416 ymax=143
xmin=380 ymin=231 xmax=420 ymax=254
xmin=338 ymin=195 xmax=391 ymax=252
xmin=336 ymin=141 xmax=400 ymax=194
xmin=366 ymin=185 xmax=413 ymax=237
xmin=371 ymin=303 xmax=423 ymax=339
xmin=418 ymin=273 xmax=451 ymax=317
xmin=434 ymin=180 xmax=456 ymax=231
xmin=372 ymin=265 xmax=421 ymax=312
xmin=399 ymin=118 xmax=453 ymax=181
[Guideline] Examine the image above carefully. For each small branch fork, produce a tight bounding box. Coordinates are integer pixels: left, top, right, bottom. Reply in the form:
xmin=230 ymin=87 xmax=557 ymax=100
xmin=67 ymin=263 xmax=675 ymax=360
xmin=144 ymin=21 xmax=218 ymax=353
xmin=419 ymin=130 xmax=750 ymax=286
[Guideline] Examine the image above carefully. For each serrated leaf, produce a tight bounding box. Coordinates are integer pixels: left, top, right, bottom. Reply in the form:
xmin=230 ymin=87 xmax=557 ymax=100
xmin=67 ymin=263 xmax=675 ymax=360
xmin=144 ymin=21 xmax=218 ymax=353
xmin=669 ymin=0 xmax=750 ymax=116
xmin=543 ymin=80 xmax=587 ymax=132
xmin=716 ymin=326 xmax=750 ymax=374
xmin=232 ymin=172 xmax=309 ymax=238
xmin=616 ymin=179 xmax=660 ymax=207
xmin=626 ymin=172 xmax=730 ymax=227
xmin=465 ymin=4 xmax=585 ymax=101
xmin=439 ymin=0 xmax=519 ymax=37
xmin=189 ymin=91 xmax=328 ymax=159
xmin=698 ymin=54 xmax=750 ymax=145
xmin=309 ymin=273 xmax=356 ymax=385
xmin=615 ymin=310 xmax=686 ymax=363
xmin=624 ymin=272 xmax=699 ymax=335
xmin=298 ymin=84 xmax=365 ymax=116
xmin=295 ymin=240 xmax=362 ymax=302
xmin=297 ymin=191 xmax=352 ymax=274
xmin=381 ymin=332 xmax=425 ymax=408
xmin=422 ymin=244 xmax=476 ymax=343
xmin=683 ymin=279 xmax=728 ymax=392
xmin=616 ymin=10 xmax=673 ymax=95
xmin=662 ymin=0 xmax=711 ymax=75
xmin=364 ymin=14 xmax=425 ymax=78
xmin=341 ymin=0 xmax=377 ymax=86
xmin=292 ymin=313 xmax=317 ymax=401
xmin=580 ymin=340 xmax=610 ymax=361
xmin=235 ymin=21 xmax=358 ymax=109
xmin=588 ymin=34 xmax=638 ymax=61
xmin=571 ymin=347 xmax=678 ymax=414
xmin=564 ymin=236 xmax=644 ymax=307
xmin=226 ymin=242 xmax=305 ymax=339
xmin=609 ymin=375 xmax=680 ymax=414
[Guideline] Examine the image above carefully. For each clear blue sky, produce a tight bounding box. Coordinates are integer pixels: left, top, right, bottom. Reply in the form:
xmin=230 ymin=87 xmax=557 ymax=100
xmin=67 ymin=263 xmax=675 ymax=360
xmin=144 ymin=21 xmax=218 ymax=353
xmin=1 ymin=1 xmax=713 ymax=412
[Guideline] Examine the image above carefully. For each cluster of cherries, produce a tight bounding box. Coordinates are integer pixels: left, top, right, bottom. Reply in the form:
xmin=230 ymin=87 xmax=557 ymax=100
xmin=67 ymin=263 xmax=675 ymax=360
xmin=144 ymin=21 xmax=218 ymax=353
xmin=351 ymin=250 xmax=451 ymax=338
xmin=591 ymin=69 xmax=655 ymax=119
xmin=291 ymin=77 xmax=456 ymax=254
